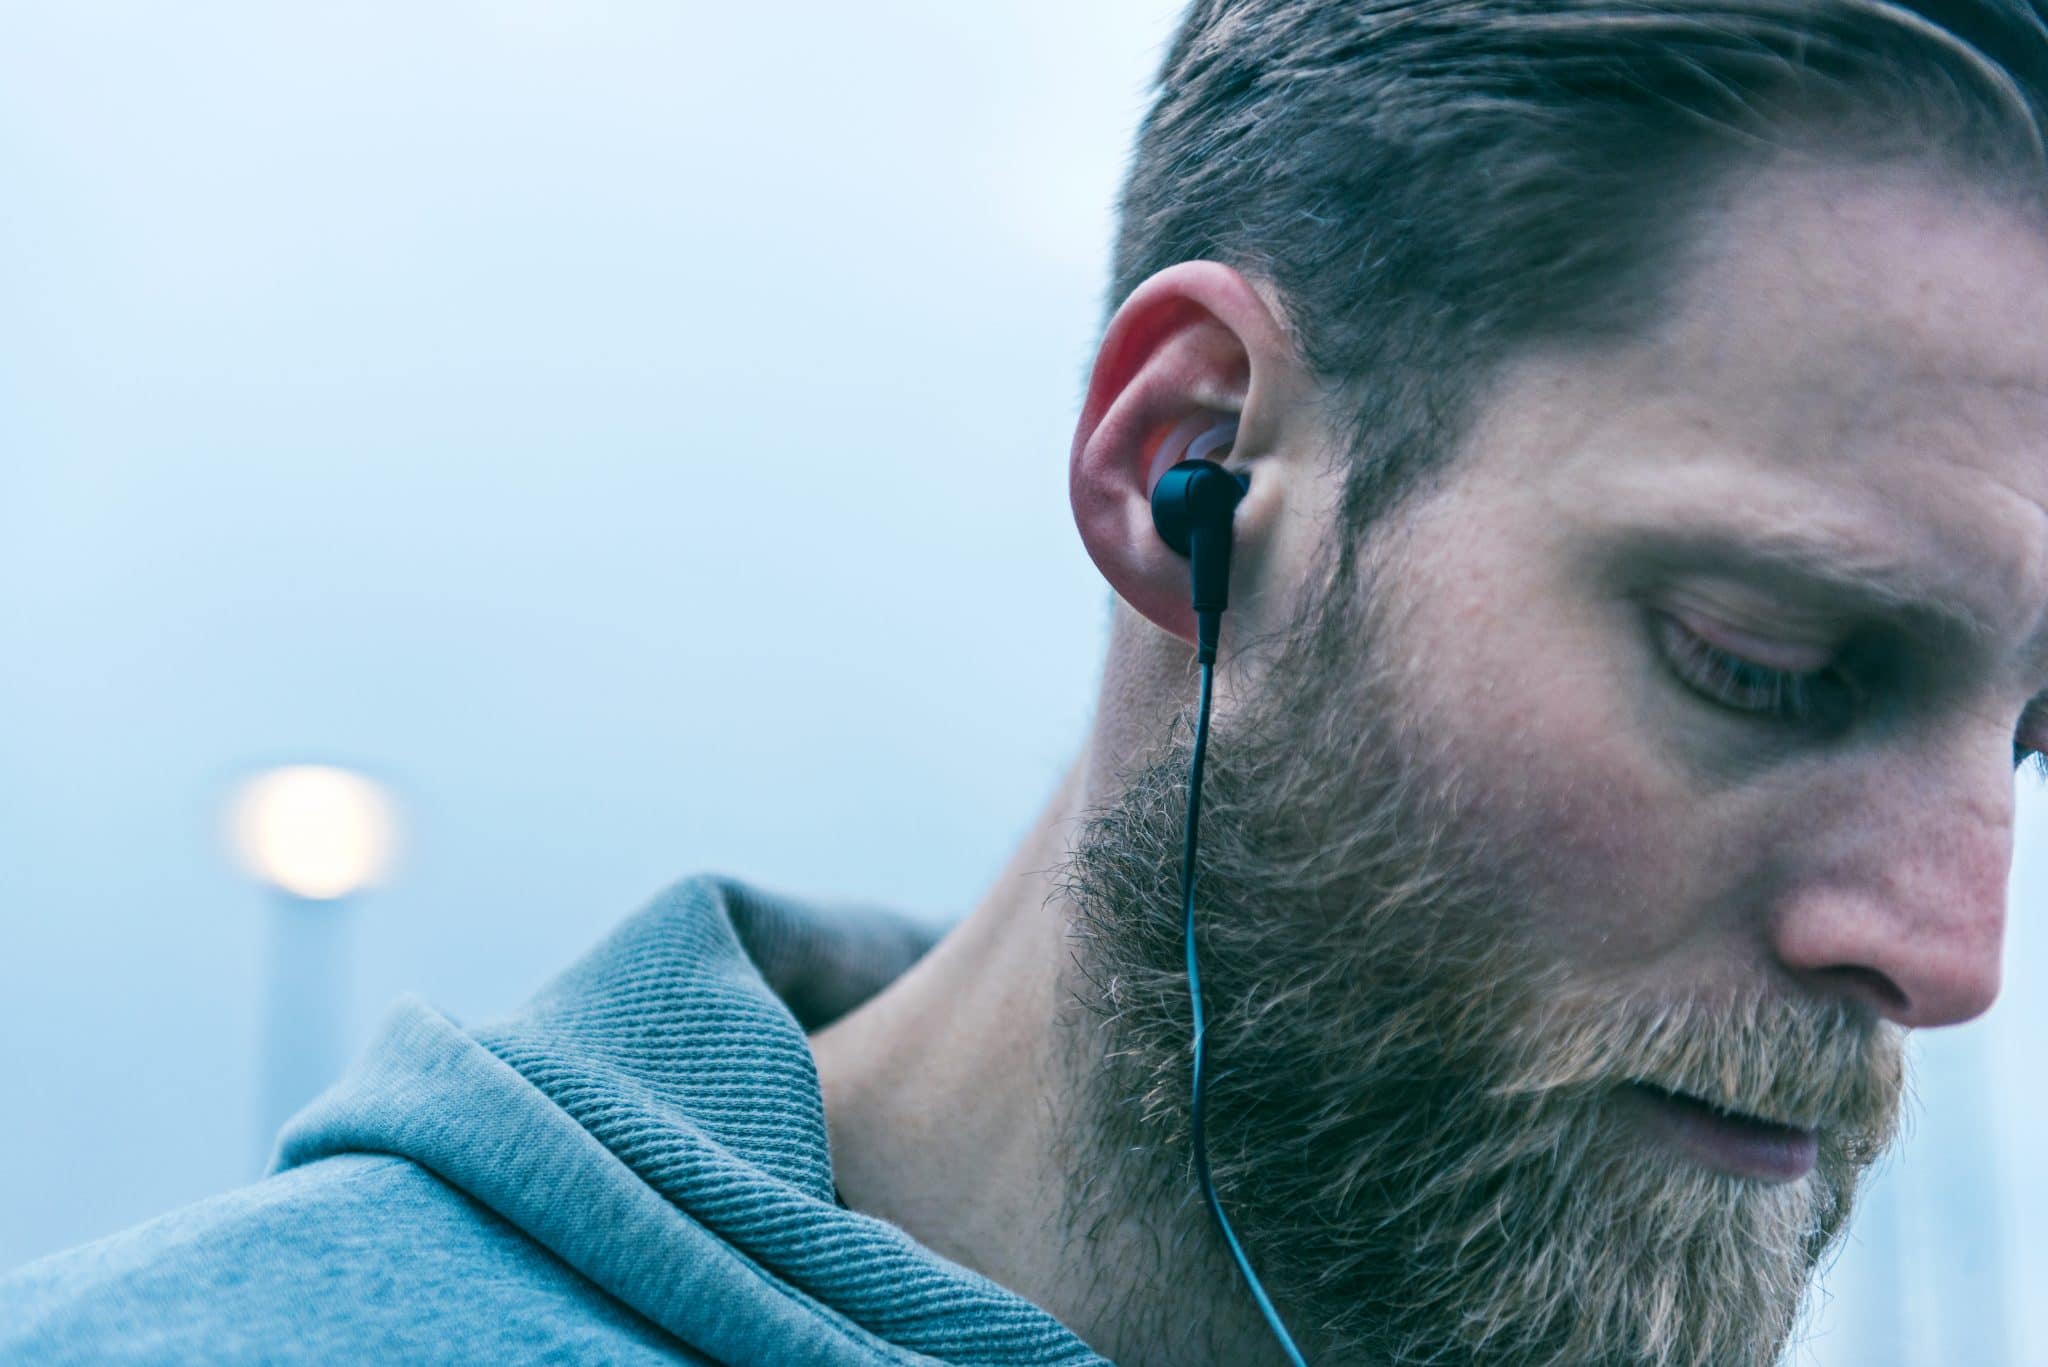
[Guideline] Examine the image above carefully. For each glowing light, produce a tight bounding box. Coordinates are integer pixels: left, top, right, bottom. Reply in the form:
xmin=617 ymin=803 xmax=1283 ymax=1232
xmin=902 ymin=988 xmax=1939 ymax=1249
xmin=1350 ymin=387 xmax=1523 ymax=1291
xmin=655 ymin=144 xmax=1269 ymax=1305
xmin=230 ymin=766 xmax=398 ymax=900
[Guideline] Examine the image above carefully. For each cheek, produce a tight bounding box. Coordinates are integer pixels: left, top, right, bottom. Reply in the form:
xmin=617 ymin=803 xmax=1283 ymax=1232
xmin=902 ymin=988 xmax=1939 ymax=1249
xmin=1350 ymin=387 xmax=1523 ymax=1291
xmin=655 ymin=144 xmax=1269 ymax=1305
xmin=1387 ymin=499 xmax=1740 ymax=973
xmin=1480 ymin=716 xmax=1702 ymax=964
xmin=1412 ymin=628 xmax=1720 ymax=972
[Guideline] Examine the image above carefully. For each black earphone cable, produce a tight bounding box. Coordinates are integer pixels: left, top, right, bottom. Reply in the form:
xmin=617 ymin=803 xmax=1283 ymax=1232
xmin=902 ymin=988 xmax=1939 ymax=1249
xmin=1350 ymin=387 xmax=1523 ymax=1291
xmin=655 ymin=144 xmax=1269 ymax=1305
xmin=1183 ymin=657 xmax=1311 ymax=1367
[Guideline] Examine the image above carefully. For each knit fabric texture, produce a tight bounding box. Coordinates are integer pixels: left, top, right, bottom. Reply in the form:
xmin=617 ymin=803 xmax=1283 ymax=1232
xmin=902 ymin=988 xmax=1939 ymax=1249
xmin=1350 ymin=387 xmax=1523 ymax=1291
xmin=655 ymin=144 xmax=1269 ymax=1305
xmin=1 ymin=873 xmax=1112 ymax=1367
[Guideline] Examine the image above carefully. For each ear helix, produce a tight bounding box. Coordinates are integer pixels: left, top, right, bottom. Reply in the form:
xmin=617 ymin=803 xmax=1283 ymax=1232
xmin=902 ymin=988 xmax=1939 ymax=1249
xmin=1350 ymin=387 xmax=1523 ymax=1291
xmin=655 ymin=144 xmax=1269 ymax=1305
xmin=1148 ymin=417 xmax=1248 ymax=665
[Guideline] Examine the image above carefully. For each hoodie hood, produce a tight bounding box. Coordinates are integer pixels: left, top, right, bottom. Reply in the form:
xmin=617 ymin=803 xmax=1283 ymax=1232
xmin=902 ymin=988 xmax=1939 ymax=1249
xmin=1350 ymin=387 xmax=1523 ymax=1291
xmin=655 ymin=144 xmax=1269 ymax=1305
xmin=274 ymin=874 xmax=1109 ymax=1367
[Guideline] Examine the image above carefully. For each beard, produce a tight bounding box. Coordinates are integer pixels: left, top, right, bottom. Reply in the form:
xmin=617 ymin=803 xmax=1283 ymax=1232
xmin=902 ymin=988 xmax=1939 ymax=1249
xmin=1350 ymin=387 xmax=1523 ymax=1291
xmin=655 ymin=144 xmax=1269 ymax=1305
xmin=1053 ymin=546 xmax=1906 ymax=1366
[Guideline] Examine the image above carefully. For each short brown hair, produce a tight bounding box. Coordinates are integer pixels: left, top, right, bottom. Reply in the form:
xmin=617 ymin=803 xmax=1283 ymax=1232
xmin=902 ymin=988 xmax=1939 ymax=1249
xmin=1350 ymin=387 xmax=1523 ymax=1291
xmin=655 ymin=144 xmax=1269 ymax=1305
xmin=1111 ymin=1 xmax=2048 ymax=574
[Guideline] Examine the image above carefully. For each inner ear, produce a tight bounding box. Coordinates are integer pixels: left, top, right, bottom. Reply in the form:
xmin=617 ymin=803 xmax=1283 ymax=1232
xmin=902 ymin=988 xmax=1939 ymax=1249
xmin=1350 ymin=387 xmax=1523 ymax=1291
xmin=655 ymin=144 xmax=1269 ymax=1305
xmin=1147 ymin=412 xmax=1243 ymax=496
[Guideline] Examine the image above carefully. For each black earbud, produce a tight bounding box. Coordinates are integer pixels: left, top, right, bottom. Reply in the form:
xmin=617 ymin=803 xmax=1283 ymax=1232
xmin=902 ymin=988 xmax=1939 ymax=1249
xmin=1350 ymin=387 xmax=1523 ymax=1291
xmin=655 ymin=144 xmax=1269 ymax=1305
xmin=1151 ymin=434 xmax=1249 ymax=666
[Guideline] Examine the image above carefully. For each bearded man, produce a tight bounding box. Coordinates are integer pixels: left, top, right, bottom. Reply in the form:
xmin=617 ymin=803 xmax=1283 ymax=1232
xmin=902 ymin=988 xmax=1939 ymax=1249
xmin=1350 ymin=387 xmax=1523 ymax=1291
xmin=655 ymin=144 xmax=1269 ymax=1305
xmin=8 ymin=2 xmax=2048 ymax=1365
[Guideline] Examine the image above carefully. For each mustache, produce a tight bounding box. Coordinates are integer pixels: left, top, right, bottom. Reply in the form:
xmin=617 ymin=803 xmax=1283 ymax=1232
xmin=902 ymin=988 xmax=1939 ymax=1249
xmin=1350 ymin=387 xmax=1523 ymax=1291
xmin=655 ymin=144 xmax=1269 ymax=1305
xmin=1486 ymin=975 xmax=1907 ymax=1146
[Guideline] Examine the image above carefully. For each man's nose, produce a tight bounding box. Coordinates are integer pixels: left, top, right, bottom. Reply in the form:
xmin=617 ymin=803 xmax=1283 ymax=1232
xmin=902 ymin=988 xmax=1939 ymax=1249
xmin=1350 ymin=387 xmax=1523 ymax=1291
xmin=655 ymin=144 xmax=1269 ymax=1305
xmin=1766 ymin=743 xmax=2014 ymax=1029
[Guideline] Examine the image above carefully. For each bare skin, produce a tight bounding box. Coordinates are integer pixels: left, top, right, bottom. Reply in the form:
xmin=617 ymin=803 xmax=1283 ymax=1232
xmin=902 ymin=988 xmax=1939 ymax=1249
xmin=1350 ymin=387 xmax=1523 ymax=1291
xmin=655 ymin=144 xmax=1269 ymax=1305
xmin=809 ymin=153 xmax=2048 ymax=1364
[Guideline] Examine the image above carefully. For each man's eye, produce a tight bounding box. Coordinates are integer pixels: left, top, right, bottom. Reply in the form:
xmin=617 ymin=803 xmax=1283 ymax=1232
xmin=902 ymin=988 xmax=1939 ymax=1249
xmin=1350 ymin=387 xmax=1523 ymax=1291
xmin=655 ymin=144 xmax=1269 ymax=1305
xmin=2017 ymin=703 xmax=2048 ymax=777
xmin=1652 ymin=613 xmax=1859 ymax=733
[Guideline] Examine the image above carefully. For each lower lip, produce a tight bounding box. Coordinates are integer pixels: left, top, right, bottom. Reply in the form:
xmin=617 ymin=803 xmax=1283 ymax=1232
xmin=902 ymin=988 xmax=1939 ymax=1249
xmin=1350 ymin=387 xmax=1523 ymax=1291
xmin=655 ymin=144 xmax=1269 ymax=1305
xmin=1618 ymin=1083 xmax=1819 ymax=1183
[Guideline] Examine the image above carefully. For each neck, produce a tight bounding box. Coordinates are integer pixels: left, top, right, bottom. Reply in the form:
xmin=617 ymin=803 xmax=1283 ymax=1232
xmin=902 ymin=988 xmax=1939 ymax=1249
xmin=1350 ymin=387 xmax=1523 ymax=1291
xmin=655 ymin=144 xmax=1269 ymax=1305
xmin=806 ymin=744 xmax=1295 ymax=1366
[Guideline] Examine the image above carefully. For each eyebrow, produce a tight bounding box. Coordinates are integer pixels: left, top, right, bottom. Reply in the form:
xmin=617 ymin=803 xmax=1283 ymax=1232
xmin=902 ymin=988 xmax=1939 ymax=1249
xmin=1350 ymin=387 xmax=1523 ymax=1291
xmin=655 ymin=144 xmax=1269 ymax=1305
xmin=1599 ymin=519 xmax=2008 ymax=653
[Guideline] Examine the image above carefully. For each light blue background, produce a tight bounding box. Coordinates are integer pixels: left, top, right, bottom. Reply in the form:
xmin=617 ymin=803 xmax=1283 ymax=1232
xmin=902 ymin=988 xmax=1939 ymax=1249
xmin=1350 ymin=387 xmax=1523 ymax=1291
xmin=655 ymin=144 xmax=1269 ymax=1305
xmin=1 ymin=6 xmax=2039 ymax=1364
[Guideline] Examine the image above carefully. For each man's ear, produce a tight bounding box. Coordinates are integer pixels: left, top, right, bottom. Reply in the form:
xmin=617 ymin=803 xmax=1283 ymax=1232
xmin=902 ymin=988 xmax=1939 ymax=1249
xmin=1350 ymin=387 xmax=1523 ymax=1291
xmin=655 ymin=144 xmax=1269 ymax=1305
xmin=1068 ymin=261 xmax=1301 ymax=653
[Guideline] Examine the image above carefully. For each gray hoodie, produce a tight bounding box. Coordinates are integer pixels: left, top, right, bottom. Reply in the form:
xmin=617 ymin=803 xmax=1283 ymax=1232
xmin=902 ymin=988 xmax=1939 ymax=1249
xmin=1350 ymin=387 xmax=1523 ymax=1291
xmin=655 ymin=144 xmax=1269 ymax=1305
xmin=1 ymin=874 xmax=1111 ymax=1366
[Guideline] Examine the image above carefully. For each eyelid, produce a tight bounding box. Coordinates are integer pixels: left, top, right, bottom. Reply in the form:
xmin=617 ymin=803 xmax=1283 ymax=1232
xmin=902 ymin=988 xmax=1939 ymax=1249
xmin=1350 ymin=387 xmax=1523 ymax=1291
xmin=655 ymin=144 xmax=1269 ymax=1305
xmin=1663 ymin=603 xmax=1835 ymax=674
xmin=1652 ymin=608 xmax=1861 ymax=735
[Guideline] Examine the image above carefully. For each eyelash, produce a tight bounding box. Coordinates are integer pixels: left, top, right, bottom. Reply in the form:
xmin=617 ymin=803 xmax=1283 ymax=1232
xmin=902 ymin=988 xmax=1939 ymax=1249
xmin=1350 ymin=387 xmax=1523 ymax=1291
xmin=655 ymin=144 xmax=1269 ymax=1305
xmin=1653 ymin=612 xmax=2048 ymax=776
xmin=1654 ymin=613 xmax=1861 ymax=732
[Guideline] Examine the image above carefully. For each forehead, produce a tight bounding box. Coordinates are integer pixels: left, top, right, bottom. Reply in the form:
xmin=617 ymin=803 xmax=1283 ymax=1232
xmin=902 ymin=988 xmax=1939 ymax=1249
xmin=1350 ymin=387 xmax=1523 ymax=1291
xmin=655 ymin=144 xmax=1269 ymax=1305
xmin=1454 ymin=153 xmax=2048 ymax=649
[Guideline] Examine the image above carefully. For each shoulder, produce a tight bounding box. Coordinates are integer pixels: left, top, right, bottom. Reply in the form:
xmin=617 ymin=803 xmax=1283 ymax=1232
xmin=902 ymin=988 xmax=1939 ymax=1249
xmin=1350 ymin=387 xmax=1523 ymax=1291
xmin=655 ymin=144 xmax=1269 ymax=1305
xmin=0 ymin=1155 xmax=707 ymax=1365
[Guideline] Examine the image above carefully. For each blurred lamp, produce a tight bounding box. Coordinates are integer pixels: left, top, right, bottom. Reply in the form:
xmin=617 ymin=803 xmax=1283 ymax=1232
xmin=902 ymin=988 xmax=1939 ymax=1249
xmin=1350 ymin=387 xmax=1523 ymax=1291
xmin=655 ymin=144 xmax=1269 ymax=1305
xmin=230 ymin=765 xmax=397 ymax=900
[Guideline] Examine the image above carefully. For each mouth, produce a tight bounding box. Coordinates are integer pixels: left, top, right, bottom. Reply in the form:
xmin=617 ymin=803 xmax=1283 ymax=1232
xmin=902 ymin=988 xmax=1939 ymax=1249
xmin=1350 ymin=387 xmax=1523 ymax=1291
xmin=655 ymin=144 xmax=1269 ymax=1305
xmin=1617 ymin=1081 xmax=1819 ymax=1183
